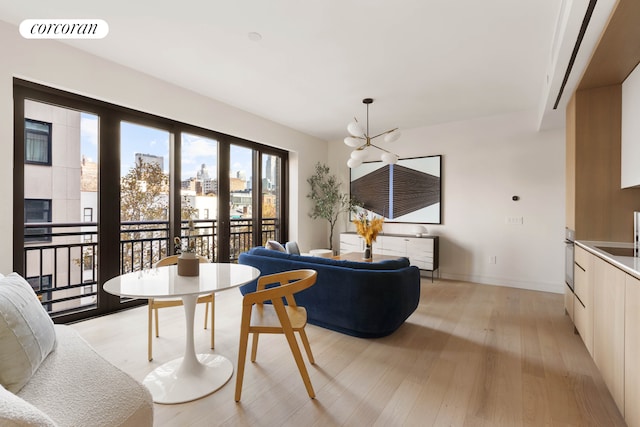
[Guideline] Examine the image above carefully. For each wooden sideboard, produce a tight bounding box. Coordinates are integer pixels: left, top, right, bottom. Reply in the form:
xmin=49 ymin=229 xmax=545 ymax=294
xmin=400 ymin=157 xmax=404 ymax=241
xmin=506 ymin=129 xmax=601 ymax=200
xmin=339 ymin=232 xmax=439 ymax=278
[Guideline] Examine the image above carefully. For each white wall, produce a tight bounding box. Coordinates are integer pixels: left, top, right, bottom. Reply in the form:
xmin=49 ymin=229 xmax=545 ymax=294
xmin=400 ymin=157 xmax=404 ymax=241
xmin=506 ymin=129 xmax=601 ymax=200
xmin=329 ymin=111 xmax=566 ymax=293
xmin=0 ymin=20 xmax=566 ymax=292
xmin=0 ymin=20 xmax=328 ymax=273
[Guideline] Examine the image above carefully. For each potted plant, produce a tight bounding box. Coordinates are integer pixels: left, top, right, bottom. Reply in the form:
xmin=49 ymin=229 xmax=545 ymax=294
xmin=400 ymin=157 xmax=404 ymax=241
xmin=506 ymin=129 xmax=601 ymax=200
xmin=174 ymin=219 xmax=199 ymax=276
xmin=306 ymin=162 xmax=360 ymax=251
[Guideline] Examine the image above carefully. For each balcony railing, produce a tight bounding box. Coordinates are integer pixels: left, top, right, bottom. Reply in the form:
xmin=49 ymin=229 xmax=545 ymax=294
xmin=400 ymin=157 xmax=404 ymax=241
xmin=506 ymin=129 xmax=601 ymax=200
xmin=23 ymin=218 xmax=278 ymax=317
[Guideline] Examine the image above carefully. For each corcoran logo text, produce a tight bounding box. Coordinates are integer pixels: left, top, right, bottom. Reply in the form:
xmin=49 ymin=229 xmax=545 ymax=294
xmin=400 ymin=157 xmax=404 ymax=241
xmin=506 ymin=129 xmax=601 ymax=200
xmin=19 ymin=19 xmax=109 ymax=39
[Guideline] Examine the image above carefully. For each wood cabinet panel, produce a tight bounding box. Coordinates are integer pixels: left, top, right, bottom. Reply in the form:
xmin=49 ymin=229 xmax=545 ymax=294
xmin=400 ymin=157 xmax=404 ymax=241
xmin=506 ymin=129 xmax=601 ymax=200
xmin=339 ymin=233 xmax=362 ymax=254
xmin=593 ymin=257 xmax=626 ymax=413
xmin=574 ymin=245 xmax=589 ymax=269
xmin=573 ymin=247 xmax=593 ymax=356
xmin=625 ymin=275 xmax=640 ymax=427
xmin=377 ymin=235 xmax=407 ymax=257
xmin=566 ymin=94 xmax=576 ymax=231
xmin=574 ymin=247 xmax=591 ymax=305
xmin=564 ymin=283 xmax=574 ymax=321
xmin=378 ymin=234 xmax=438 ymax=271
xmin=567 ymin=86 xmax=640 ymax=242
xmin=578 ymin=0 xmax=640 ymax=91
xmin=406 ymin=239 xmax=435 ymax=270
xmin=573 ymin=295 xmax=589 ymax=351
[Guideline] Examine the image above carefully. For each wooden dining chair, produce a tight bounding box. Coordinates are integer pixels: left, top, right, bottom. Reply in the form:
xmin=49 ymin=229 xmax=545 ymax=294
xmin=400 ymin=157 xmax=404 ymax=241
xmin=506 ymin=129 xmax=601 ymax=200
xmin=235 ymin=269 xmax=318 ymax=402
xmin=148 ymin=254 xmax=212 ymax=361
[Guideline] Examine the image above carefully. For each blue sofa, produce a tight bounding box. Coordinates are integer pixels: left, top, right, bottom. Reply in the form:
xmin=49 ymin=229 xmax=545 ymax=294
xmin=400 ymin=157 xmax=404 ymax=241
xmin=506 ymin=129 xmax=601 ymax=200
xmin=238 ymin=247 xmax=421 ymax=338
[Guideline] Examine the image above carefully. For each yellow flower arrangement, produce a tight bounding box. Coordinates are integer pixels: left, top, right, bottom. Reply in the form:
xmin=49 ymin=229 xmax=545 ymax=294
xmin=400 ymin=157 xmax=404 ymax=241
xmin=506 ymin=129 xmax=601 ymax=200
xmin=353 ymin=211 xmax=384 ymax=246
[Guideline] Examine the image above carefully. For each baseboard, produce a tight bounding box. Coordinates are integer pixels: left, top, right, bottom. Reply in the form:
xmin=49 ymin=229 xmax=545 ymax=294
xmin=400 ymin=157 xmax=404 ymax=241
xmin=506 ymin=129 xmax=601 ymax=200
xmin=438 ymin=272 xmax=564 ymax=294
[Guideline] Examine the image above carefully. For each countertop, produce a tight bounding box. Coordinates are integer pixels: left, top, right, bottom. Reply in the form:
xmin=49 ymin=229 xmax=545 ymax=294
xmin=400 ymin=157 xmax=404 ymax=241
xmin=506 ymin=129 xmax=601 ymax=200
xmin=576 ymin=240 xmax=640 ymax=279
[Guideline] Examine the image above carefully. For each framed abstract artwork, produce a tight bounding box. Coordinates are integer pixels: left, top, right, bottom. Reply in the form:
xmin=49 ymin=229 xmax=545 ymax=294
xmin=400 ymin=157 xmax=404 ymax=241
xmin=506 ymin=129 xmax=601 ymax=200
xmin=349 ymin=155 xmax=442 ymax=224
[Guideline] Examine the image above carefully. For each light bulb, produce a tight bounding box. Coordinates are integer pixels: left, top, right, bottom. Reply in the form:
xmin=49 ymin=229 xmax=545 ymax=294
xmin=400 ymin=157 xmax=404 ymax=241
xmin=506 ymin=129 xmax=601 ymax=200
xmin=347 ymin=121 xmax=365 ymax=137
xmin=347 ymin=157 xmax=362 ymax=168
xmin=384 ymin=130 xmax=401 ymax=143
xmin=351 ymin=149 xmax=367 ymax=160
xmin=381 ymin=152 xmax=398 ymax=164
xmin=344 ymin=136 xmax=361 ymax=147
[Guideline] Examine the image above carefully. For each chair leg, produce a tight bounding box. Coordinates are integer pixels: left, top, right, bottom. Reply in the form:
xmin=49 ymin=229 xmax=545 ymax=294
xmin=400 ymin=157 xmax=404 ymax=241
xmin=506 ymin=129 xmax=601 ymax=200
xmin=154 ymin=307 xmax=160 ymax=337
xmin=147 ymin=301 xmax=153 ymax=362
xmin=250 ymin=332 xmax=260 ymax=362
xmin=204 ymin=301 xmax=209 ymax=329
xmin=298 ymin=329 xmax=315 ymax=364
xmin=235 ymin=306 xmax=252 ymax=402
xmin=274 ymin=304 xmax=315 ymax=399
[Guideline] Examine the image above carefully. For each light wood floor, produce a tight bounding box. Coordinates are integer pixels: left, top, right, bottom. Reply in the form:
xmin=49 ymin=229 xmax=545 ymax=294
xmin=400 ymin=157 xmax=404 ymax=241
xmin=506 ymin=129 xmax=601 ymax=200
xmin=71 ymin=279 xmax=626 ymax=427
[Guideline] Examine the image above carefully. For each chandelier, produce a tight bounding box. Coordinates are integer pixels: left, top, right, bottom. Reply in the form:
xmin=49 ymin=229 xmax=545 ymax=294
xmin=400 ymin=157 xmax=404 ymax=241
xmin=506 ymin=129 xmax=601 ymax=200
xmin=344 ymin=98 xmax=401 ymax=168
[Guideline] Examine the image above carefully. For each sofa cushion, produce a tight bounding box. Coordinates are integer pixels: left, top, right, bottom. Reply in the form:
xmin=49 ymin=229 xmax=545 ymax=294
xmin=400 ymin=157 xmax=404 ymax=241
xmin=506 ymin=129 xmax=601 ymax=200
xmin=265 ymin=240 xmax=286 ymax=252
xmin=0 ymin=273 xmax=56 ymax=393
xmin=248 ymin=247 xmax=410 ymax=270
xmin=0 ymin=384 xmax=58 ymax=427
xmin=285 ymin=241 xmax=300 ymax=255
xmin=18 ymin=325 xmax=153 ymax=427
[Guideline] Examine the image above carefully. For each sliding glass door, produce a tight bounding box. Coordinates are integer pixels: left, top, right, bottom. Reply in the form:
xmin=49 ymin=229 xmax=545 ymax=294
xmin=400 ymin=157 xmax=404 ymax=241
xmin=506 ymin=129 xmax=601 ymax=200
xmin=119 ymin=121 xmax=171 ymax=272
xmin=14 ymin=79 xmax=288 ymax=322
xmin=21 ymin=99 xmax=102 ymax=317
xmin=180 ymin=132 xmax=218 ymax=261
xmin=261 ymin=153 xmax=283 ymax=245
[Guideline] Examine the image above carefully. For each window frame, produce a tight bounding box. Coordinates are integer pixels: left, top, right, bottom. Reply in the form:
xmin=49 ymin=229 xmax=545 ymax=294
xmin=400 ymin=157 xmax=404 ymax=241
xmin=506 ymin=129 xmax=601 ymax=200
xmin=24 ymin=118 xmax=52 ymax=165
xmin=24 ymin=198 xmax=52 ymax=243
xmin=14 ymin=78 xmax=289 ymax=323
xmin=83 ymin=207 xmax=93 ymax=222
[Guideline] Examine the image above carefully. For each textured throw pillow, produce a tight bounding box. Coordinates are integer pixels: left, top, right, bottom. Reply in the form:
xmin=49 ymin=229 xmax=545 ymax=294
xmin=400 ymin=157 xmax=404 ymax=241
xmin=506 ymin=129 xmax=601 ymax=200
xmin=0 ymin=384 xmax=58 ymax=427
xmin=0 ymin=273 xmax=56 ymax=393
xmin=285 ymin=241 xmax=301 ymax=255
xmin=265 ymin=240 xmax=286 ymax=252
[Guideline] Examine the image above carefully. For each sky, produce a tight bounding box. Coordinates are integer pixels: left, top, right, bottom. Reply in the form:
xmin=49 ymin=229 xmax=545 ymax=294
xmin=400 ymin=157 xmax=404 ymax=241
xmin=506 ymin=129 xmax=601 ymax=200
xmin=80 ymin=113 xmax=252 ymax=181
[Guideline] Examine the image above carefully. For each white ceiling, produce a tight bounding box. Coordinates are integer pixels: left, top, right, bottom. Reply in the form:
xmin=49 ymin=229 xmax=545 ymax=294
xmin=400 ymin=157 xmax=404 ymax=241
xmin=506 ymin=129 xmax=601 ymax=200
xmin=0 ymin=1 xmax=607 ymax=141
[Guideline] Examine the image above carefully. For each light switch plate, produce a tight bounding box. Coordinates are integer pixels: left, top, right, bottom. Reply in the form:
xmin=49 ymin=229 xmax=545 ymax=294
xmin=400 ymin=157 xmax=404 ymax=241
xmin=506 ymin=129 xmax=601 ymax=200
xmin=506 ymin=216 xmax=524 ymax=225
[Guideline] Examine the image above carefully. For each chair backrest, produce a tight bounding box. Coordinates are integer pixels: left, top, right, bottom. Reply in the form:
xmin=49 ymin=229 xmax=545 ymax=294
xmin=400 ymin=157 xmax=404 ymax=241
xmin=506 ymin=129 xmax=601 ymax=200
xmin=154 ymin=254 xmax=209 ymax=268
xmin=244 ymin=269 xmax=317 ymax=307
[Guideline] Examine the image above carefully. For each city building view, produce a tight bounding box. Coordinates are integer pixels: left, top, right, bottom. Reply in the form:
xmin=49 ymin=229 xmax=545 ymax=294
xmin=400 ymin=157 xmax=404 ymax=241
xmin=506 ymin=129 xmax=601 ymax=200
xmin=23 ymin=99 xmax=281 ymax=316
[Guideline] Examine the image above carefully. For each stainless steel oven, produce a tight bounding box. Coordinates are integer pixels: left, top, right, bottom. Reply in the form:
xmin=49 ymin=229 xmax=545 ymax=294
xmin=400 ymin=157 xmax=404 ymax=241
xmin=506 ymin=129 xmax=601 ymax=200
xmin=565 ymin=228 xmax=575 ymax=291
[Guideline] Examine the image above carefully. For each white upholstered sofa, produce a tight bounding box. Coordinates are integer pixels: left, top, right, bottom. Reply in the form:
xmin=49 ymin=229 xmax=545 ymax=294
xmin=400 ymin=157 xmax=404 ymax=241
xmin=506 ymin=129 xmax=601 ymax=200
xmin=0 ymin=272 xmax=153 ymax=427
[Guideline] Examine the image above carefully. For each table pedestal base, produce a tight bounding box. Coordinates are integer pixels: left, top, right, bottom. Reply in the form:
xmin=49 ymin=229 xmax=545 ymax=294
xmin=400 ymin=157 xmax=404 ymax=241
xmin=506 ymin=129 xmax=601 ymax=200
xmin=143 ymin=353 xmax=233 ymax=404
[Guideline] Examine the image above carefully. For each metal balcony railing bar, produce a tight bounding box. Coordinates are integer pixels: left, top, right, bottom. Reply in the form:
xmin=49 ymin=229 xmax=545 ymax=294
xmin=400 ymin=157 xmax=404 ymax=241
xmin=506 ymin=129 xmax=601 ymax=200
xmin=23 ymin=218 xmax=277 ymax=317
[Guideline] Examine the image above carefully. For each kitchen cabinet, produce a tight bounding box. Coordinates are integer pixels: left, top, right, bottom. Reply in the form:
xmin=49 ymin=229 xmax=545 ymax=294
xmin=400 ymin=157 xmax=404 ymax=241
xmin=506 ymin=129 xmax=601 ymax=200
xmin=592 ymin=256 xmax=626 ymax=413
xmin=564 ymin=284 xmax=574 ymax=321
xmin=566 ymin=86 xmax=640 ymax=242
xmin=573 ymin=246 xmax=593 ymax=355
xmin=625 ymin=275 xmax=640 ymax=427
xmin=566 ymin=0 xmax=640 ymax=240
xmin=339 ymin=232 xmax=439 ymax=273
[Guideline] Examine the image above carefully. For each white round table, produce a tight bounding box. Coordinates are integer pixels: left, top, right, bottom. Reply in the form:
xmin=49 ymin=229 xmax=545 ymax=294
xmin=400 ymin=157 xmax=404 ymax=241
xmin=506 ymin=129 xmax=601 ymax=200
xmin=103 ymin=263 xmax=260 ymax=404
